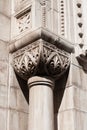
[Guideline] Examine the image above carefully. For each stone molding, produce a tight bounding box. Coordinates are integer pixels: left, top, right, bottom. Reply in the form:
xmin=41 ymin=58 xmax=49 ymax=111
xmin=28 ymin=76 xmax=54 ymax=89
xmin=12 ymin=39 xmax=70 ymax=80
xmin=9 ymin=27 xmax=74 ymax=53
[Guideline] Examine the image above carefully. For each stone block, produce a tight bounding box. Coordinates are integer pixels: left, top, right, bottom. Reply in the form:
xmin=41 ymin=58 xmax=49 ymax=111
xmin=0 ymin=0 xmax=10 ymax=16
xmin=10 ymin=88 xmax=17 ymax=109
xmin=0 ymin=108 xmax=7 ymax=130
xmin=71 ymin=64 xmax=87 ymax=90
xmin=9 ymin=110 xmax=28 ymax=130
xmin=0 ymin=40 xmax=8 ymax=61
xmin=0 ymin=85 xmax=8 ymax=108
xmin=0 ymin=13 xmax=10 ymax=41
xmin=54 ymin=87 xmax=74 ymax=112
xmin=73 ymin=86 xmax=87 ymax=112
xmin=10 ymin=87 xmax=28 ymax=113
xmin=0 ymin=61 xmax=8 ymax=86
xmin=58 ymin=110 xmax=75 ymax=130
xmin=74 ymin=110 xmax=87 ymax=130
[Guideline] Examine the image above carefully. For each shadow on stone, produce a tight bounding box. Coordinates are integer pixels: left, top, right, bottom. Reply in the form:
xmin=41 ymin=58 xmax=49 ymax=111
xmin=76 ymin=52 xmax=87 ymax=73
xmin=54 ymin=68 xmax=69 ymax=130
xmin=15 ymin=72 xmax=29 ymax=104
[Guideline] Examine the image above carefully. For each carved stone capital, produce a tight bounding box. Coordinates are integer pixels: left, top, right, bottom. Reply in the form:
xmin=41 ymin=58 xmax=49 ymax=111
xmin=12 ymin=39 xmax=70 ymax=80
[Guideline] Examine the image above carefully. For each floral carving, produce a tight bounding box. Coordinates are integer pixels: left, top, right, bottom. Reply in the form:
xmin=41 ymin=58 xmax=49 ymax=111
xmin=13 ymin=40 xmax=70 ymax=80
xmin=17 ymin=10 xmax=31 ymax=33
xmin=13 ymin=42 xmax=40 ymax=80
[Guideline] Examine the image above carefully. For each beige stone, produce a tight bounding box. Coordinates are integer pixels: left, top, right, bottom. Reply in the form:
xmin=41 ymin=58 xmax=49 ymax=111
xmin=58 ymin=87 xmax=74 ymax=112
xmin=0 ymin=13 xmax=10 ymax=41
xmin=9 ymin=110 xmax=28 ymax=130
xmin=0 ymin=40 xmax=8 ymax=61
xmin=74 ymin=110 xmax=87 ymax=130
xmin=73 ymin=86 xmax=87 ymax=112
xmin=0 ymin=108 xmax=7 ymax=130
xmin=0 ymin=0 xmax=10 ymax=16
xmin=0 ymin=61 xmax=8 ymax=86
xmin=0 ymin=85 xmax=8 ymax=108
xmin=28 ymin=76 xmax=54 ymax=130
xmin=10 ymin=87 xmax=28 ymax=113
xmin=70 ymin=64 xmax=87 ymax=90
xmin=58 ymin=110 xmax=75 ymax=130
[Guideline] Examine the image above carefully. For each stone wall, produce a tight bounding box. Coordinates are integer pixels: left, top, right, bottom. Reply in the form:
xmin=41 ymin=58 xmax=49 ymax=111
xmin=0 ymin=1 xmax=29 ymax=130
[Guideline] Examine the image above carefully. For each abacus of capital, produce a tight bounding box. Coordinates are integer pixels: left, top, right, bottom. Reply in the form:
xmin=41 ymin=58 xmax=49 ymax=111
xmin=9 ymin=27 xmax=74 ymax=130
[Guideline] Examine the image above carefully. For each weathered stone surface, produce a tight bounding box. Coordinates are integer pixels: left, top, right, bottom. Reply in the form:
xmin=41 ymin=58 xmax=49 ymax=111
xmin=28 ymin=76 xmax=54 ymax=130
xmin=0 ymin=0 xmax=10 ymax=16
xmin=74 ymin=110 xmax=87 ymax=130
xmin=56 ymin=87 xmax=74 ymax=112
xmin=0 ymin=61 xmax=8 ymax=86
xmin=9 ymin=110 xmax=28 ymax=130
xmin=0 ymin=40 xmax=8 ymax=61
xmin=58 ymin=110 xmax=75 ymax=130
xmin=0 ymin=13 xmax=10 ymax=41
xmin=10 ymin=65 xmax=21 ymax=88
xmin=70 ymin=64 xmax=87 ymax=90
xmin=73 ymin=86 xmax=87 ymax=112
xmin=0 ymin=108 xmax=7 ymax=130
xmin=0 ymin=85 xmax=8 ymax=108
xmin=10 ymin=87 xmax=28 ymax=113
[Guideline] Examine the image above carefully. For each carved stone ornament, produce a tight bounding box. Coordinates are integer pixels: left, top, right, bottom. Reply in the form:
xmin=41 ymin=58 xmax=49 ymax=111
xmin=16 ymin=9 xmax=31 ymax=33
xmin=13 ymin=39 xmax=70 ymax=80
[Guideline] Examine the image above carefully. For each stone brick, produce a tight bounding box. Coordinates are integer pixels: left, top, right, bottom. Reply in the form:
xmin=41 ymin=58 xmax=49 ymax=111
xmin=0 ymin=61 xmax=8 ymax=86
xmin=74 ymin=110 xmax=87 ymax=130
xmin=0 ymin=13 xmax=10 ymax=41
xmin=58 ymin=110 xmax=75 ymax=130
xmin=0 ymin=85 xmax=8 ymax=108
xmin=0 ymin=108 xmax=7 ymax=130
xmin=73 ymin=86 xmax=87 ymax=112
xmin=0 ymin=0 xmax=10 ymax=16
xmin=9 ymin=110 xmax=28 ymax=130
xmin=10 ymin=87 xmax=28 ymax=113
xmin=0 ymin=40 xmax=8 ymax=61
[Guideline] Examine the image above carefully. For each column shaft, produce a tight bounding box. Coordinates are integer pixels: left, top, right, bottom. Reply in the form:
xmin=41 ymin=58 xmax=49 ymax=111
xmin=28 ymin=76 xmax=54 ymax=130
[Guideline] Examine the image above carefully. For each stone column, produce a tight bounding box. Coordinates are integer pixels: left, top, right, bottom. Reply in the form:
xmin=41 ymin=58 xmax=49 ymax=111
xmin=10 ymin=37 xmax=72 ymax=130
xmin=28 ymin=76 xmax=54 ymax=130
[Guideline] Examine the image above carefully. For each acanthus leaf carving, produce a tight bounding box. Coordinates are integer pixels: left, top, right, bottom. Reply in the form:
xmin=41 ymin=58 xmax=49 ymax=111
xmin=12 ymin=40 xmax=70 ymax=80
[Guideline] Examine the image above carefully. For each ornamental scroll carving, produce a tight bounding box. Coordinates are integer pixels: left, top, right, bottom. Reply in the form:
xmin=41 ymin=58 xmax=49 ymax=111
xmin=13 ymin=40 xmax=70 ymax=80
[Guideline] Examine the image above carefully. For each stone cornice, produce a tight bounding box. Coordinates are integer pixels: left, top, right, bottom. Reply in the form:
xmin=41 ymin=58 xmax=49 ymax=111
xmin=9 ymin=27 xmax=74 ymax=54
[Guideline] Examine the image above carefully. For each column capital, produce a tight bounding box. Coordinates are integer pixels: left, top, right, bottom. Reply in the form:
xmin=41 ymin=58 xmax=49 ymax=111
xmin=12 ymin=39 xmax=70 ymax=80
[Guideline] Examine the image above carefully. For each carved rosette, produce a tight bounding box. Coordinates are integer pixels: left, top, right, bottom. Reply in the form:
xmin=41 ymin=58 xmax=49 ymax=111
xmin=13 ymin=40 xmax=70 ymax=80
